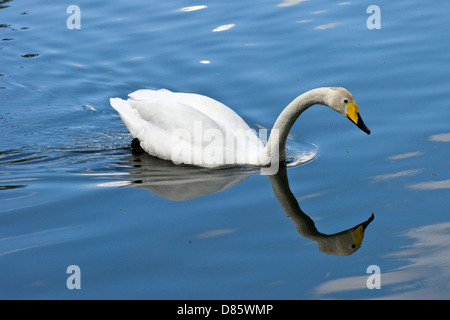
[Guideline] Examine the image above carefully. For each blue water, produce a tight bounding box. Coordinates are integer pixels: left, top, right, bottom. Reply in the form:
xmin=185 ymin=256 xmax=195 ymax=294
xmin=1 ymin=0 xmax=449 ymax=299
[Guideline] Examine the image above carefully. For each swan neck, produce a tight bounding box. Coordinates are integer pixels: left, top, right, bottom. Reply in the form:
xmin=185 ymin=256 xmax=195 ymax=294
xmin=263 ymin=88 xmax=329 ymax=162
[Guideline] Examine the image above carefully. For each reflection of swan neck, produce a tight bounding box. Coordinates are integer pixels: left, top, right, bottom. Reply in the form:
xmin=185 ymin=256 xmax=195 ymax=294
xmin=268 ymin=166 xmax=323 ymax=240
xmin=268 ymin=166 xmax=375 ymax=256
xmin=264 ymin=88 xmax=329 ymax=162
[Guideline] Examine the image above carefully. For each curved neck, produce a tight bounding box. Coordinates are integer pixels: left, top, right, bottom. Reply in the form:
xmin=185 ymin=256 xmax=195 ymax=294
xmin=267 ymin=166 xmax=325 ymax=240
xmin=262 ymin=88 xmax=330 ymax=163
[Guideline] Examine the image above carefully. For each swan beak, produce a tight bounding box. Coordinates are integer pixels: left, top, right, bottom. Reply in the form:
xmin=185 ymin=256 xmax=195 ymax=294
xmin=346 ymin=102 xmax=371 ymax=135
xmin=352 ymin=213 xmax=375 ymax=248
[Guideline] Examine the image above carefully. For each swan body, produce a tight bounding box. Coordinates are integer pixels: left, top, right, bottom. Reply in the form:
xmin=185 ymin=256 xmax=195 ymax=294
xmin=110 ymin=87 xmax=370 ymax=167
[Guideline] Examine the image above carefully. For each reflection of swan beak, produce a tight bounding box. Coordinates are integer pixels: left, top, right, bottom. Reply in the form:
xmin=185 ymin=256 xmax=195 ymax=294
xmin=352 ymin=213 xmax=375 ymax=248
xmin=346 ymin=102 xmax=371 ymax=135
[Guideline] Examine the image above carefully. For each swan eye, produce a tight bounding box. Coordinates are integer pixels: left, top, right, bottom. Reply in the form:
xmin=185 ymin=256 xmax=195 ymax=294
xmin=343 ymin=99 xmax=348 ymax=104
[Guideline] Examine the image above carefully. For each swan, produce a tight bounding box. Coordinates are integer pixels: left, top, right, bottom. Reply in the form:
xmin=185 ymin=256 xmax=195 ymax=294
xmin=110 ymin=87 xmax=370 ymax=167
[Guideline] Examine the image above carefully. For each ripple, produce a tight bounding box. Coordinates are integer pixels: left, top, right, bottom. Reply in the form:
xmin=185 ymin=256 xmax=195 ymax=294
xmin=277 ymin=0 xmax=309 ymax=7
xmin=212 ymin=24 xmax=235 ymax=32
xmin=371 ymin=169 xmax=423 ymax=182
xmin=408 ymin=179 xmax=450 ymax=190
xmin=285 ymin=140 xmax=319 ymax=167
xmin=176 ymin=5 xmax=207 ymax=12
xmin=315 ymin=22 xmax=341 ymax=30
xmin=429 ymin=133 xmax=450 ymax=142
xmin=387 ymin=151 xmax=424 ymax=161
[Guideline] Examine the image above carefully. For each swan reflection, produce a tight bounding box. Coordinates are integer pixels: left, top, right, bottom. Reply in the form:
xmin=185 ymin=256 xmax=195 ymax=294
xmin=268 ymin=165 xmax=374 ymax=256
xmin=119 ymin=152 xmax=374 ymax=255
xmin=123 ymin=152 xmax=257 ymax=201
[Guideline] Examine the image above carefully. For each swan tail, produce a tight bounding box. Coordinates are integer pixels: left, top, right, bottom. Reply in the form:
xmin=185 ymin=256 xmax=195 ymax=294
xmin=110 ymin=98 xmax=142 ymax=138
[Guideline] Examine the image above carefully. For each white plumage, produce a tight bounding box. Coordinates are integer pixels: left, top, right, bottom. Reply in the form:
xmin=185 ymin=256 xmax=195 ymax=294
xmin=111 ymin=89 xmax=265 ymax=166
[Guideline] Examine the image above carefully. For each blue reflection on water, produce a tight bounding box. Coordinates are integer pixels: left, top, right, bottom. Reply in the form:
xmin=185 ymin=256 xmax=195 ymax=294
xmin=1 ymin=0 xmax=450 ymax=299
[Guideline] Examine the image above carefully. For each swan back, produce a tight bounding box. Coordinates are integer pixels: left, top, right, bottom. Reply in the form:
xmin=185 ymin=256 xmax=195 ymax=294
xmin=111 ymin=89 xmax=265 ymax=166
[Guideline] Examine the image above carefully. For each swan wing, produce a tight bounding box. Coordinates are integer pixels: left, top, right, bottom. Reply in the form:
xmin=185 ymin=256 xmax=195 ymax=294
xmin=128 ymin=89 xmax=252 ymax=133
xmin=111 ymin=89 xmax=265 ymax=166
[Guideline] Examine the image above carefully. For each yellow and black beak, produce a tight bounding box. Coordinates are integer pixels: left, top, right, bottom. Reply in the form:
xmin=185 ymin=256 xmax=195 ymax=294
xmin=352 ymin=213 xmax=375 ymax=249
xmin=346 ymin=102 xmax=371 ymax=135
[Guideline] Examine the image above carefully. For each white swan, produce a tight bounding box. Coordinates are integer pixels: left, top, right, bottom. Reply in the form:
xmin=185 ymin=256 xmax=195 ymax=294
xmin=110 ymin=87 xmax=370 ymax=167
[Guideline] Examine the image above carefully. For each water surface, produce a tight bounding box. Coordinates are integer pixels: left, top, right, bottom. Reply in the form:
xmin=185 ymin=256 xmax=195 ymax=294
xmin=1 ymin=0 xmax=450 ymax=299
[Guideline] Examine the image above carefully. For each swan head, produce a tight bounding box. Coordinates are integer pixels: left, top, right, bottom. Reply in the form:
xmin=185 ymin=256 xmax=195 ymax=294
xmin=326 ymin=87 xmax=371 ymax=135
